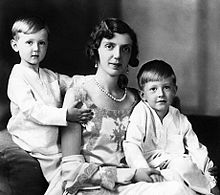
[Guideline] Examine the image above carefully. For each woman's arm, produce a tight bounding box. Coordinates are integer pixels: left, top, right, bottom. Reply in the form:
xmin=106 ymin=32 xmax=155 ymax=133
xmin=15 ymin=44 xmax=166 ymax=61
xmin=61 ymin=86 xmax=100 ymax=193
xmin=61 ymin=122 xmax=81 ymax=157
xmin=60 ymin=122 xmax=101 ymax=193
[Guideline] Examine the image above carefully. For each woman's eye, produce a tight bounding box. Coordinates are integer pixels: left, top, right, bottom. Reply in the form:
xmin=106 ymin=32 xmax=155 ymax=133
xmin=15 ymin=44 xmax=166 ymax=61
xmin=150 ymin=87 xmax=157 ymax=92
xmin=122 ymin=46 xmax=131 ymax=53
xmin=105 ymin=43 xmax=114 ymax=50
xmin=26 ymin=41 xmax=33 ymax=45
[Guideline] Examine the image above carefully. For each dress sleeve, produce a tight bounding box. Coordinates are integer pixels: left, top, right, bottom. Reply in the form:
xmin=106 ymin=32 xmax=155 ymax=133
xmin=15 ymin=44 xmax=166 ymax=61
xmin=123 ymin=102 xmax=150 ymax=169
xmin=58 ymin=74 xmax=90 ymax=97
xmin=61 ymin=155 xmax=136 ymax=194
xmin=57 ymin=73 xmax=72 ymax=95
xmin=62 ymin=85 xmax=87 ymax=109
xmin=7 ymin=69 xmax=67 ymax=126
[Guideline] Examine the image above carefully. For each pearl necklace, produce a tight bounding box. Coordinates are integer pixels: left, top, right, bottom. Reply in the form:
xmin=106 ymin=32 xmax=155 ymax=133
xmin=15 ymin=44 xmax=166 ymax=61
xmin=94 ymin=78 xmax=127 ymax=102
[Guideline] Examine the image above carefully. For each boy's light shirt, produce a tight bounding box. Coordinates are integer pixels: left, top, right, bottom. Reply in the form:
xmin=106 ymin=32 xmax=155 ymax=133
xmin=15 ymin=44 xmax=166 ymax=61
xmin=7 ymin=64 xmax=81 ymax=154
xmin=124 ymin=100 xmax=216 ymax=188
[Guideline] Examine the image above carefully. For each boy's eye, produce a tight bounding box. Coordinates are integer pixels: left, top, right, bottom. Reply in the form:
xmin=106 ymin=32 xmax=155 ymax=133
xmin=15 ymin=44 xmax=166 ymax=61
xmin=164 ymin=86 xmax=171 ymax=90
xmin=39 ymin=41 xmax=47 ymax=46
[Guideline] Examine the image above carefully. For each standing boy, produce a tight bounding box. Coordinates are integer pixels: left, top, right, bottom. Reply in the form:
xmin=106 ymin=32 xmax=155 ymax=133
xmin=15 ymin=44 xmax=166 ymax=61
xmin=7 ymin=15 xmax=93 ymax=193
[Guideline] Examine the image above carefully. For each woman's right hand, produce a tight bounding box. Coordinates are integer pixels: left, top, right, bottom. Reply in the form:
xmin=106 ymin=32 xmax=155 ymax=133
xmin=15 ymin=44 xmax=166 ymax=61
xmin=134 ymin=168 xmax=164 ymax=183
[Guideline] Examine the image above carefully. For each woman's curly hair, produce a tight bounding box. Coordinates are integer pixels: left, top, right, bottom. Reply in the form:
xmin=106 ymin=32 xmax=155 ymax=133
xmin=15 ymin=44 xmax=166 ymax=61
xmin=86 ymin=18 xmax=139 ymax=67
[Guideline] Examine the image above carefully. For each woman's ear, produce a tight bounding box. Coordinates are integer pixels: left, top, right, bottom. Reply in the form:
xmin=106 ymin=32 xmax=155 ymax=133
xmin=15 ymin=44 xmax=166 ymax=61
xmin=10 ymin=39 xmax=19 ymax=52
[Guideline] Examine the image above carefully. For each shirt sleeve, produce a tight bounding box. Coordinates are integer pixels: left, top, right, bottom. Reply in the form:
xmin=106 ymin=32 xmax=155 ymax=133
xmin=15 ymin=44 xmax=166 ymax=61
xmin=123 ymin=102 xmax=150 ymax=169
xmin=183 ymin=116 xmax=217 ymax=187
xmin=7 ymin=69 xmax=67 ymax=126
xmin=183 ymin=117 xmax=209 ymax=171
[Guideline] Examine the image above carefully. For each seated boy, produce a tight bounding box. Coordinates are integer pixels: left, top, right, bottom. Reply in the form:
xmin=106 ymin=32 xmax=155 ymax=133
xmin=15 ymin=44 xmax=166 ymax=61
xmin=123 ymin=59 xmax=219 ymax=195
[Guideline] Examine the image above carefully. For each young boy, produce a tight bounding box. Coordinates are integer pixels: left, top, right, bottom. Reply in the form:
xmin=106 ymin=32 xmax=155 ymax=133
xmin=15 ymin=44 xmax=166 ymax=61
xmin=123 ymin=59 xmax=219 ymax=194
xmin=7 ymin=16 xmax=93 ymax=191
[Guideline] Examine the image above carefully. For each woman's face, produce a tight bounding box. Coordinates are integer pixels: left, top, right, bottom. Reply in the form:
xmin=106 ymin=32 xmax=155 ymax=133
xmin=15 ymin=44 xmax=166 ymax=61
xmin=97 ymin=32 xmax=132 ymax=76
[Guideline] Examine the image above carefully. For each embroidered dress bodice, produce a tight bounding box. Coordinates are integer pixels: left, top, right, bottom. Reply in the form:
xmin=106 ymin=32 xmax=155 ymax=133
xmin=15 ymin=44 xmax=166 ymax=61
xmin=81 ymin=91 xmax=138 ymax=166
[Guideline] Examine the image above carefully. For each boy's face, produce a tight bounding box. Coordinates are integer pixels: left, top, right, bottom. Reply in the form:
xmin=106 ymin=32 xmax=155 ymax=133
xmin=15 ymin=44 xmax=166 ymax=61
xmin=11 ymin=29 xmax=48 ymax=67
xmin=141 ymin=77 xmax=177 ymax=119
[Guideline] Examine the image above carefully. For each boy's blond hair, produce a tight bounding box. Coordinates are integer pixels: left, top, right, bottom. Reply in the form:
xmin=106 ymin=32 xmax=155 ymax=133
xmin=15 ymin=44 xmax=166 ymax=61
xmin=11 ymin=16 xmax=49 ymax=40
xmin=137 ymin=59 xmax=177 ymax=90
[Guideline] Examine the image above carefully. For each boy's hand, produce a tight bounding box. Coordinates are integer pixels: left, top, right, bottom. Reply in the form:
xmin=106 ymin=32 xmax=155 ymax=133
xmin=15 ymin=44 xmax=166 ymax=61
xmin=211 ymin=185 xmax=220 ymax=195
xmin=134 ymin=168 xmax=163 ymax=183
xmin=67 ymin=101 xmax=93 ymax=124
xmin=150 ymin=173 xmax=164 ymax=182
xmin=208 ymin=166 xmax=218 ymax=177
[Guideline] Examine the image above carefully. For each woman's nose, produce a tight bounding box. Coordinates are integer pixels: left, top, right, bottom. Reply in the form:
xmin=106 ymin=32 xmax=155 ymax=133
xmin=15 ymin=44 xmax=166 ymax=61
xmin=113 ymin=47 xmax=121 ymax=59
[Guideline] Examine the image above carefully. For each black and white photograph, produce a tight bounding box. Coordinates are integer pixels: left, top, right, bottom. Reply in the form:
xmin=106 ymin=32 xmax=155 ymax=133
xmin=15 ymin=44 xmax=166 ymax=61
xmin=0 ymin=0 xmax=220 ymax=194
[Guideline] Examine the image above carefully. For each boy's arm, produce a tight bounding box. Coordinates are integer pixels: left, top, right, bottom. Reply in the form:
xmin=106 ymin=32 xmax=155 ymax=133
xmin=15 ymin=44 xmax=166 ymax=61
xmin=123 ymin=103 xmax=150 ymax=169
xmin=183 ymin=117 xmax=217 ymax=188
xmin=184 ymin=118 xmax=210 ymax=171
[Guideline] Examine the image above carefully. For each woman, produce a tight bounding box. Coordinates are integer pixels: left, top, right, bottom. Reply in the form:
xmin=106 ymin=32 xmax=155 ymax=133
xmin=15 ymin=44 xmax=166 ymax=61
xmin=60 ymin=18 xmax=197 ymax=195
